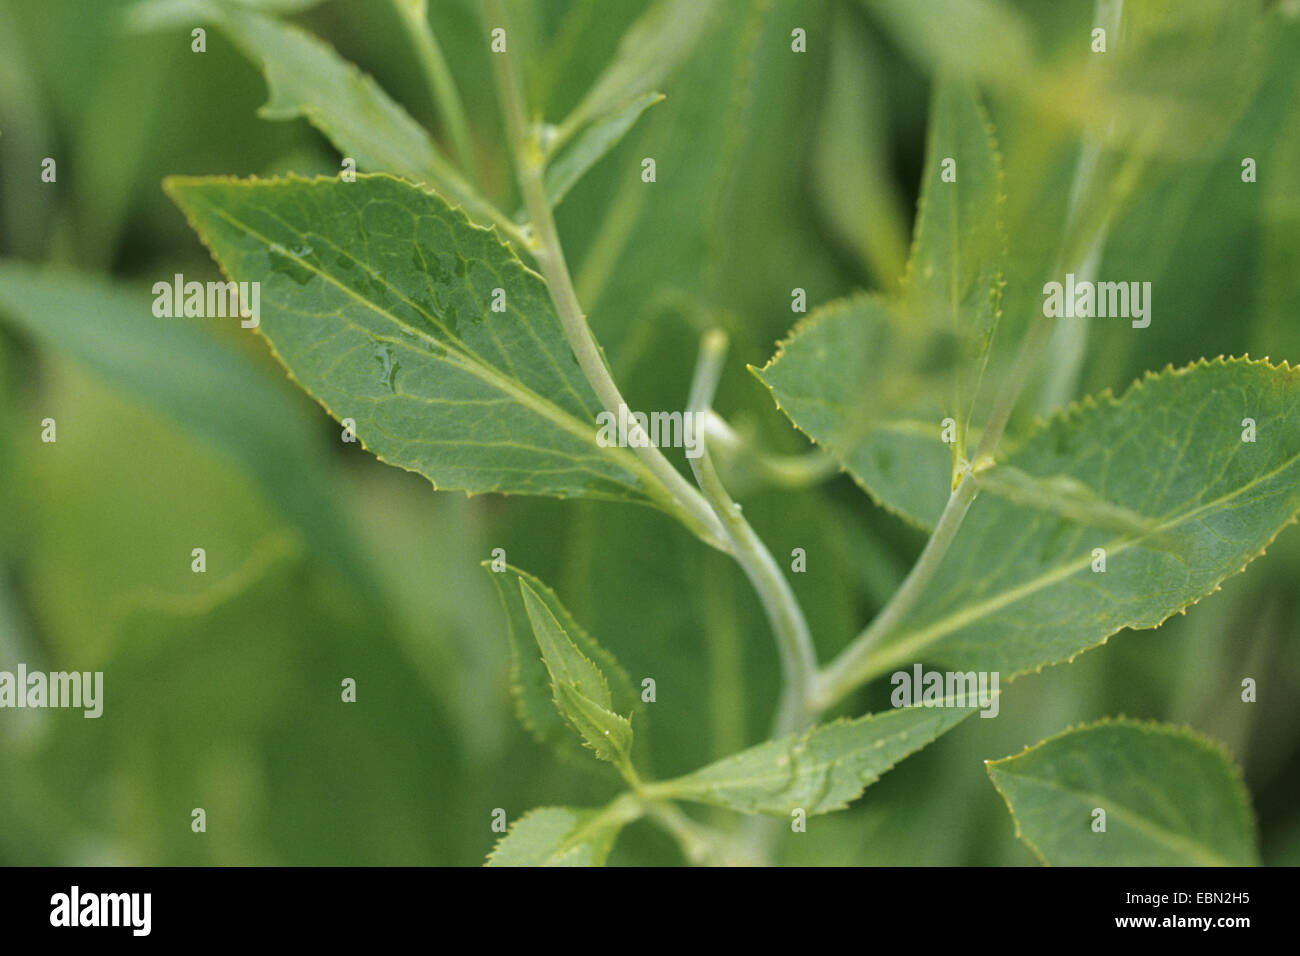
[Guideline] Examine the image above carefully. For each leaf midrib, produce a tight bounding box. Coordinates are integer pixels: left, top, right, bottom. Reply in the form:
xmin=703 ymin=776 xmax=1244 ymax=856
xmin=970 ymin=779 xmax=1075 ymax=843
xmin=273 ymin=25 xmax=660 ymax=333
xmin=670 ymin=720 xmax=935 ymax=801
xmin=871 ymin=444 xmax=1300 ymax=674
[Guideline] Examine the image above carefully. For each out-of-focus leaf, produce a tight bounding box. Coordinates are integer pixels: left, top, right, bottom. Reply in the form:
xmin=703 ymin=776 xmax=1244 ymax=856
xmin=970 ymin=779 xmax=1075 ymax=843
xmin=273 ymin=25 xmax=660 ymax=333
xmin=165 ymin=174 xmax=669 ymax=506
xmin=656 ymin=701 xmax=979 ymax=816
xmin=540 ymin=0 xmax=714 ymax=207
xmin=988 ymin=719 xmax=1258 ymax=865
xmin=812 ymin=4 xmax=908 ymax=287
xmin=1252 ymin=18 xmax=1300 ymax=359
xmin=8 ymin=534 xmax=458 ymax=864
xmin=902 ymin=77 xmax=1004 ymax=467
xmin=757 ymin=78 xmax=1003 ymax=520
xmin=0 ymin=3 xmax=56 ymax=258
xmin=860 ymin=0 xmax=1036 ymax=85
xmin=554 ymin=0 xmax=716 ymax=149
xmin=129 ymin=1 xmax=514 ymax=236
xmin=574 ymin=0 xmax=837 ymax=367
xmin=0 ymin=260 xmax=367 ymax=587
xmin=127 ymin=0 xmax=330 ymax=29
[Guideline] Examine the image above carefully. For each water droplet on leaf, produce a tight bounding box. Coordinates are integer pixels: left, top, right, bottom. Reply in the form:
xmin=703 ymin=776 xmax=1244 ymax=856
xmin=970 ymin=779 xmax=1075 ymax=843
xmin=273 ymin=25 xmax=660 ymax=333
xmin=268 ymin=242 xmax=314 ymax=286
xmin=373 ymin=342 xmax=399 ymax=392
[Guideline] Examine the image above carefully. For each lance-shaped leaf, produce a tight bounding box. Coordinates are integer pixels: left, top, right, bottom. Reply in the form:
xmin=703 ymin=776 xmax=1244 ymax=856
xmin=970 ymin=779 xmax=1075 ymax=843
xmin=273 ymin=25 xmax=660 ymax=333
xmin=655 ymin=701 xmax=979 ymax=816
xmin=554 ymin=0 xmax=716 ymax=148
xmin=0 ymin=260 xmax=375 ymax=594
xmin=540 ymin=0 xmax=717 ymax=207
xmin=849 ymin=358 xmax=1300 ymax=685
xmin=518 ymin=579 xmax=633 ymax=768
xmin=812 ymin=6 xmax=909 ymax=287
xmin=902 ymin=77 xmax=1005 ymax=465
xmin=752 ymin=294 xmax=954 ymax=528
xmin=166 ymin=174 xmax=671 ymax=505
xmin=132 ymin=1 xmax=513 ymax=236
xmin=544 ymin=91 xmax=663 ymax=208
xmin=486 ymin=798 xmax=641 ymax=867
xmin=487 ymin=565 xmax=638 ymax=766
xmin=859 ymin=0 xmax=1036 ymax=86
xmin=987 ymin=719 xmax=1258 ymax=866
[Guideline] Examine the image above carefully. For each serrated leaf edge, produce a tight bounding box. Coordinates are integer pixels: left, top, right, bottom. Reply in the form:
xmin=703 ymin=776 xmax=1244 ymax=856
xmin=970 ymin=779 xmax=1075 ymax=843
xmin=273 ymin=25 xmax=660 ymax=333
xmin=985 ymin=716 xmax=1259 ymax=867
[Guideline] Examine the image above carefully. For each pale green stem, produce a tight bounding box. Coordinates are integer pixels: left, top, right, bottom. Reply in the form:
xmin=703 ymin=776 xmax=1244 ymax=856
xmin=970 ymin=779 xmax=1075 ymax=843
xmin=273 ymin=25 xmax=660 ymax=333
xmin=485 ymin=0 xmax=728 ymax=551
xmin=640 ymin=799 xmax=758 ymax=866
xmin=813 ymin=4 xmax=1133 ymax=708
xmin=972 ymin=317 xmax=1052 ymax=467
xmin=1037 ymin=0 xmax=1123 ymax=414
xmin=687 ymin=331 xmax=819 ymax=738
xmin=392 ymin=0 xmax=478 ymax=180
xmin=704 ymin=412 xmax=841 ymax=491
xmin=813 ymin=466 xmax=981 ymax=709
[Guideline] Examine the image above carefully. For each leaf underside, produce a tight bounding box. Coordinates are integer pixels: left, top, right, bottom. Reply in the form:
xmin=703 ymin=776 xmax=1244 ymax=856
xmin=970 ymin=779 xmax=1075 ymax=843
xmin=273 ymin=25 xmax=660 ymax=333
xmin=519 ymin=579 xmax=634 ymax=766
xmin=666 ymin=700 xmax=979 ymax=816
xmin=487 ymin=563 xmax=638 ymax=766
xmin=486 ymin=805 xmax=627 ymax=867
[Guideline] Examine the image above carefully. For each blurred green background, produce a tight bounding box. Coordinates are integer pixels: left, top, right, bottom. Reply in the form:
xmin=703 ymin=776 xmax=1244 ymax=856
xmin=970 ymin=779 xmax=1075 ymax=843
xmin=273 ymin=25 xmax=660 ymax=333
xmin=0 ymin=0 xmax=1297 ymax=865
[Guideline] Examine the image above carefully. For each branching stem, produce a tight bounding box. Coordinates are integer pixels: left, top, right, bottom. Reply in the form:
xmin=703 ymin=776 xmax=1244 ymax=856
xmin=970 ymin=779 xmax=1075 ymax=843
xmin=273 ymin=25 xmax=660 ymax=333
xmin=486 ymin=0 xmax=728 ymax=551
xmin=813 ymin=468 xmax=980 ymax=709
xmin=687 ymin=331 xmax=819 ymax=737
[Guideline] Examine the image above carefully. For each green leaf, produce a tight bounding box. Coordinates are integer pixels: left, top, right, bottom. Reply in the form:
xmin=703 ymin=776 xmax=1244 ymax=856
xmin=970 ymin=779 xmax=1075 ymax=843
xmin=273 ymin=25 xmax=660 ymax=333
xmin=752 ymin=294 xmax=953 ymax=528
xmin=519 ymin=580 xmax=633 ymax=768
xmin=860 ymin=0 xmax=1037 ymax=86
xmin=487 ymin=563 xmax=637 ymax=765
xmin=545 ymin=90 xmax=663 ymax=208
xmin=132 ymin=1 xmax=513 ymax=237
xmin=541 ymin=0 xmax=715 ymax=207
xmin=987 ymin=719 xmax=1259 ymax=866
xmin=902 ymin=77 xmax=1005 ymax=466
xmin=165 ymin=173 xmax=669 ymax=505
xmin=556 ymin=0 xmax=716 ymax=146
xmin=0 ymin=261 xmax=371 ymax=592
xmin=657 ymin=701 xmax=979 ymax=816
xmin=486 ymin=798 xmax=641 ymax=866
xmin=127 ymin=0 xmax=329 ymax=30
xmin=755 ymin=78 xmax=1004 ymax=523
xmin=812 ymin=5 xmax=909 ymax=287
xmin=861 ymin=358 xmax=1300 ymax=683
